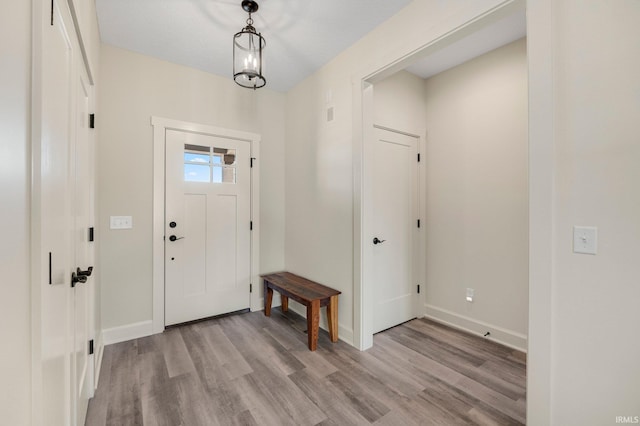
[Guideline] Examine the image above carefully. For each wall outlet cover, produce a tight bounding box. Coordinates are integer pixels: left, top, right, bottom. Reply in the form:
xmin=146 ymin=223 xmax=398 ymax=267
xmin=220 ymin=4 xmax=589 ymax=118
xmin=466 ymin=287 xmax=474 ymax=302
xmin=110 ymin=215 xmax=133 ymax=230
xmin=573 ymin=226 xmax=597 ymax=255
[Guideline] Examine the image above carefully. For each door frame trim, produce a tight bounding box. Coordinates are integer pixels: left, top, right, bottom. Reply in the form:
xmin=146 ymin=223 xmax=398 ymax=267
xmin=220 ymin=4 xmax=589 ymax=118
xmin=151 ymin=117 xmax=261 ymax=334
xmin=356 ymin=86 xmax=427 ymax=351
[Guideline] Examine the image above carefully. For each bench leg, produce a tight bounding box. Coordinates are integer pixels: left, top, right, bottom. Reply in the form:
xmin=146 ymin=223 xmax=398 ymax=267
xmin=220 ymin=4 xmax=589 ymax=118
xmin=327 ymin=295 xmax=339 ymax=343
xmin=281 ymin=295 xmax=288 ymax=312
xmin=307 ymin=300 xmax=320 ymax=351
xmin=264 ymin=285 xmax=273 ymax=317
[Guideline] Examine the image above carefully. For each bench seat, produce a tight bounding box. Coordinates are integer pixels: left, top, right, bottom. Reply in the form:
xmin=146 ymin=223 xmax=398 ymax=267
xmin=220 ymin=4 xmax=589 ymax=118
xmin=261 ymin=272 xmax=341 ymax=351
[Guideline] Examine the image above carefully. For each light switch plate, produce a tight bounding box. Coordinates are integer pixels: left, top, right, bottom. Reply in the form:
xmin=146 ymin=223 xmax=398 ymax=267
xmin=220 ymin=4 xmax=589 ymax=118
xmin=110 ymin=215 xmax=133 ymax=230
xmin=573 ymin=226 xmax=597 ymax=255
xmin=466 ymin=288 xmax=474 ymax=302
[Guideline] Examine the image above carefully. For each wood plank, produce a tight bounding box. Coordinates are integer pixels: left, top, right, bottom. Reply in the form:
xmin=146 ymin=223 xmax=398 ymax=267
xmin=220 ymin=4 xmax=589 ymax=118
xmin=86 ymin=310 xmax=526 ymax=425
xmin=104 ymin=341 xmax=143 ymax=425
xmin=306 ymin=299 xmax=320 ymax=351
xmin=287 ymin=369 xmax=370 ymax=425
xmin=384 ymin=326 xmax=525 ymax=401
xmin=261 ymin=271 xmax=341 ymax=301
xmin=155 ymin=328 xmax=196 ymax=378
xmin=289 ymin=349 xmax=338 ymax=379
xmin=325 ymin=370 xmax=391 ymax=423
xmin=369 ymin=333 xmax=526 ymax=422
xmin=196 ymin=322 xmax=253 ymax=381
xmin=230 ymin=409 xmax=259 ymax=426
xmin=220 ymin=314 xmax=306 ymax=376
xmin=234 ymin=358 xmax=327 ymax=426
xmin=138 ymin=351 xmax=181 ymax=426
xmin=327 ymin=295 xmax=339 ymax=342
xmin=171 ymin=372 xmax=220 ymax=426
xmin=84 ymin=342 xmax=114 ymax=425
xmin=264 ymin=286 xmax=273 ymax=316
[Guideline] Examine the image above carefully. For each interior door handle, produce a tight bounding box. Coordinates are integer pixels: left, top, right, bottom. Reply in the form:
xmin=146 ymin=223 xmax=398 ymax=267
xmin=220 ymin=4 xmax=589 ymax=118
xmin=77 ymin=266 xmax=93 ymax=277
xmin=169 ymin=235 xmax=184 ymax=242
xmin=373 ymin=237 xmax=386 ymax=245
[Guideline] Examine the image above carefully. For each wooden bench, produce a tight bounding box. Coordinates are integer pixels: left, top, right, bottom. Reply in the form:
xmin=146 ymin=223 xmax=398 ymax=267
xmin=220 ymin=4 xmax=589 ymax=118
xmin=261 ymin=272 xmax=341 ymax=351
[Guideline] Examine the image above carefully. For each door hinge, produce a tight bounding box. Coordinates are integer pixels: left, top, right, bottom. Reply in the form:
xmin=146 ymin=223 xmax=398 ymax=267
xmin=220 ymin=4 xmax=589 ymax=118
xmin=417 ymin=219 xmax=421 ymax=228
xmin=250 ymin=221 xmax=253 ymax=231
xmin=89 ymin=113 xmax=95 ymax=129
xmin=417 ymin=284 xmax=420 ymax=294
xmin=88 ymin=339 xmax=94 ymax=355
xmin=417 ymin=153 xmax=421 ymax=162
xmin=250 ymin=283 xmax=253 ymax=293
xmin=88 ymin=227 xmax=94 ymax=242
xmin=250 ymin=157 xmax=255 ymax=168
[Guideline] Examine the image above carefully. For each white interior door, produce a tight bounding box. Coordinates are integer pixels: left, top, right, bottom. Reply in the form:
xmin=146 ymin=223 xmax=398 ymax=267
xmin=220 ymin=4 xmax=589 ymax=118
xmin=71 ymin=68 xmax=92 ymax=426
xmin=39 ymin=1 xmax=73 ymax=423
xmin=36 ymin=0 xmax=95 ymax=424
xmin=165 ymin=130 xmax=251 ymax=325
xmin=372 ymin=126 xmax=419 ymax=333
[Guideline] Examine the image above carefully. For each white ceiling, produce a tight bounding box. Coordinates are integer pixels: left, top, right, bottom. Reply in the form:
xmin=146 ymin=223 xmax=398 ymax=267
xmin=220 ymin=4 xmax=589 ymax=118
xmin=96 ymin=0 xmax=412 ymax=92
xmin=405 ymin=9 xmax=526 ymax=79
xmin=96 ymin=1 xmax=526 ymax=93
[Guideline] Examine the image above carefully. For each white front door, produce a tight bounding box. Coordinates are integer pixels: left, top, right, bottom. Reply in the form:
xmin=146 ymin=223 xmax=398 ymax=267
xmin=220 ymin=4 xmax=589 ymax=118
xmin=371 ymin=126 xmax=419 ymax=333
xmin=165 ymin=130 xmax=251 ymax=325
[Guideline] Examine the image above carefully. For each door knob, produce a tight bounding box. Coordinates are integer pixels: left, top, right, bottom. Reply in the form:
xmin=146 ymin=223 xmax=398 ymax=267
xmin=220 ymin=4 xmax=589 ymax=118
xmin=169 ymin=235 xmax=184 ymax=242
xmin=373 ymin=237 xmax=386 ymax=245
xmin=71 ymin=272 xmax=87 ymax=288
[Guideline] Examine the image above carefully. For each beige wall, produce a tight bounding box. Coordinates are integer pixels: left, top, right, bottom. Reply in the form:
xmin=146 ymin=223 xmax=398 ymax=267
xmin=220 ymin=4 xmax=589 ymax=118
xmin=285 ymin=69 xmax=356 ymax=339
xmin=98 ymin=45 xmax=286 ymax=330
xmin=422 ymin=39 xmax=528 ymax=348
xmin=285 ymin=0 xmax=511 ymax=344
xmin=530 ymin=1 xmax=640 ymax=423
xmin=527 ymin=0 xmax=640 ymax=423
xmin=0 ymin=1 xmax=32 ymax=423
xmin=373 ymin=70 xmax=427 ymax=134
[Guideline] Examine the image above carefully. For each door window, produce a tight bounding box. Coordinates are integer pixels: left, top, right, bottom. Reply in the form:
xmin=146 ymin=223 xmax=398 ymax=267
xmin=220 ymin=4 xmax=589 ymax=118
xmin=184 ymin=144 xmax=237 ymax=184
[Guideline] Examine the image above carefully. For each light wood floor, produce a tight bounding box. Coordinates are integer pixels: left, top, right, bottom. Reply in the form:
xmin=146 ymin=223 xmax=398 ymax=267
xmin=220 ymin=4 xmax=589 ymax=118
xmin=86 ymin=309 xmax=526 ymax=425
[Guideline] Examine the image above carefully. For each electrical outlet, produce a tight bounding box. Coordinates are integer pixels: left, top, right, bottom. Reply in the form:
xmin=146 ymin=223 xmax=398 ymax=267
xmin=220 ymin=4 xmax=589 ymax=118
xmin=466 ymin=288 xmax=474 ymax=302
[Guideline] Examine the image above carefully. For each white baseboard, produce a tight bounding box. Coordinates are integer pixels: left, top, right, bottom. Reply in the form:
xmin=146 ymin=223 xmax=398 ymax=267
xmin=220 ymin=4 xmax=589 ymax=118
xmin=423 ymin=304 xmax=527 ymax=352
xmin=102 ymin=320 xmax=154 ymax=345
xmin=338 ymin=324 xmax=354 ymax=346
xmin=251 ymin=294 xmax=281 ymax=312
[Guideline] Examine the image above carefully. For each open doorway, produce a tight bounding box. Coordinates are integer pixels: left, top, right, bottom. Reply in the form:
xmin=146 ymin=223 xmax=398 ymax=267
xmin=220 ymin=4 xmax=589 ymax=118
xmin=354 ymin=0 xmax=527 ymax=353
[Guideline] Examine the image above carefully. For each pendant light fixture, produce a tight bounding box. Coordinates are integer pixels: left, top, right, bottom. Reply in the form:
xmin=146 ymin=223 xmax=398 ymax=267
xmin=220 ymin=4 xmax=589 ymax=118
xmin=233 ymin=0 xmax=266 ymax=89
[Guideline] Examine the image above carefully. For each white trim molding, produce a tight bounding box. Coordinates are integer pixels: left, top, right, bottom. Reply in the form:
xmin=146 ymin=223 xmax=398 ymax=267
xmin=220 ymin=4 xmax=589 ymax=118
xmin=102 ymin=320 xmax=154 ymax=345
xmin=423 ymin=304 xmax=527 ymax=352
xmin=150 ymin=116 xmax=261 ymax=335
